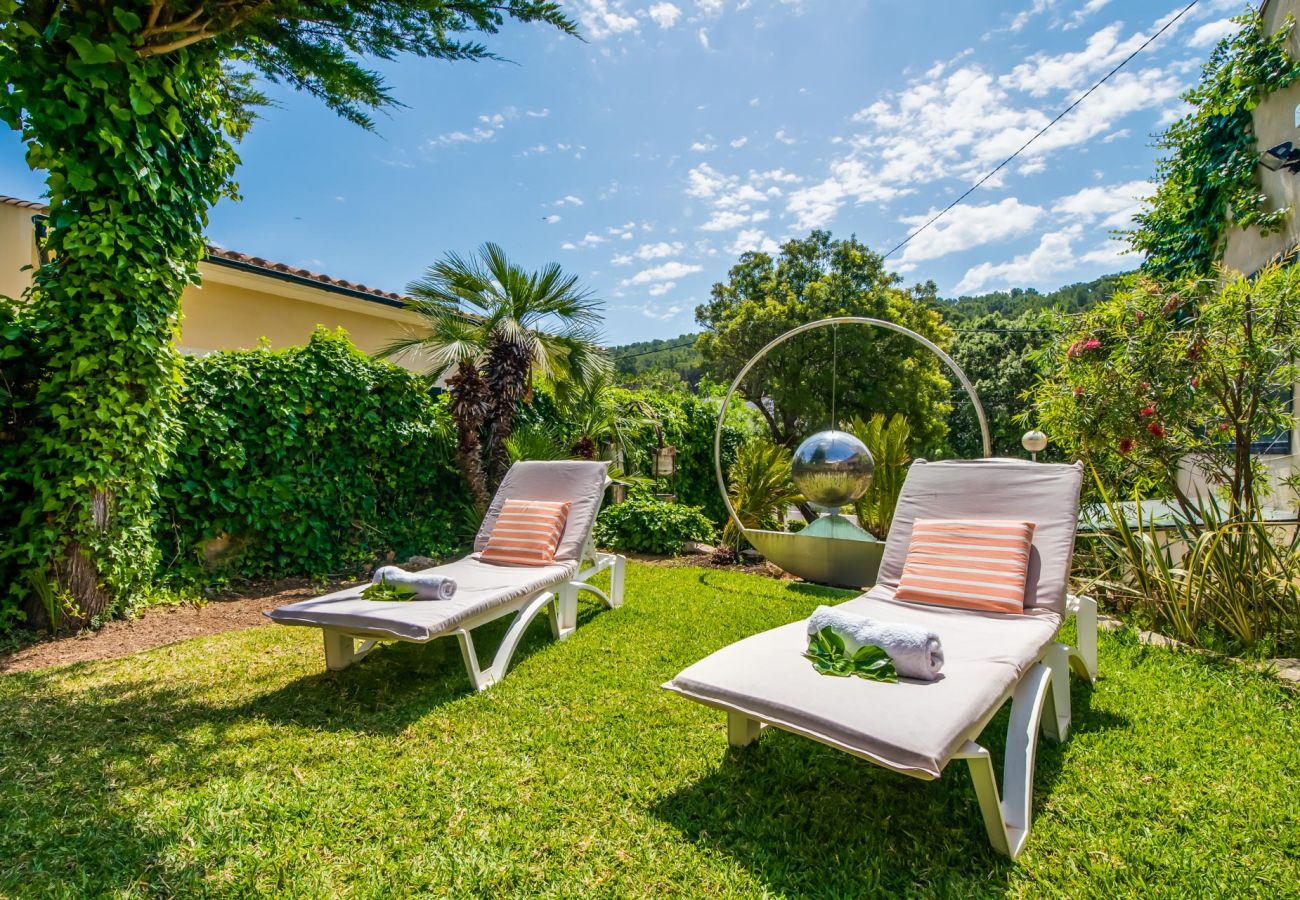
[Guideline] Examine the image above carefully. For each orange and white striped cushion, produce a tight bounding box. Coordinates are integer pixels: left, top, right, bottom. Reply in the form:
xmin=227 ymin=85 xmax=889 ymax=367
xmin=480 ymin=499 xmax=572 ymax=566
xmin=895 ymin=519 xmax=1035 ymax=614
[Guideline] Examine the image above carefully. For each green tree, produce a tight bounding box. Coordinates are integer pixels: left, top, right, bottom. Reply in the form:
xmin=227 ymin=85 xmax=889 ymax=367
xmin=696 ymin=231 xmax=952 ymax=458
xmin=382 ymin=243 xmax=610 ymax=504
xmin=1034 ymin=265 xmax=1300 ymax=519
xmin=0 ymin=1 xmax=575 ymax=625
xmin=946 ymin=311 xmax=1051 ymax=458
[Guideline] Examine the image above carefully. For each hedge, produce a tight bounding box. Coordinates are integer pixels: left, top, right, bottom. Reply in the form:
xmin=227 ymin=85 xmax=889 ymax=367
xmin=155 ymin=329 xmax=472 ymax=584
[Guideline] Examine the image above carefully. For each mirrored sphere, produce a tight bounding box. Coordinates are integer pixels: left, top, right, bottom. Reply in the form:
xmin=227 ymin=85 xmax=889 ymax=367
xmin=792 ymin=430 xmax=875 ymax=511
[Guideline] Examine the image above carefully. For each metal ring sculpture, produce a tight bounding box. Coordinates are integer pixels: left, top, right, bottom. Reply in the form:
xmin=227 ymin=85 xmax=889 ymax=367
xmin=713 ymin=316 xmax=991 ymax=587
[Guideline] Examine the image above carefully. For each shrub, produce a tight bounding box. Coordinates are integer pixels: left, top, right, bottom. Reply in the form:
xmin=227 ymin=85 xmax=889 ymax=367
xmin=848 ymin=413 xmax=911 ymax=539
xmin=1082 ymin=475 xmax=1300 ymax=657
xmin=593 ymin=495 xmax=715 ymax=556
xmin=724 ymin=439 xmax=800 ymax=546
xmin=155 ymin=329 xmax=472 ymax=584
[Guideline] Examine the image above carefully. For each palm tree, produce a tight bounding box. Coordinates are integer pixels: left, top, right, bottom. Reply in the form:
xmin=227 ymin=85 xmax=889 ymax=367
xmin=382 ymin=243 xmax=609 ymax=505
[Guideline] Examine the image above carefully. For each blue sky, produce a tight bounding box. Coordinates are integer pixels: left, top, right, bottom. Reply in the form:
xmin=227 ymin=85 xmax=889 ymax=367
xmin=0 ymin=0 xmax=1251 ymax=344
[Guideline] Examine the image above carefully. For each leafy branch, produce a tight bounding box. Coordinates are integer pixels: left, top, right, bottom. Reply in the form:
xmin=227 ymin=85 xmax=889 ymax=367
xmin=805 ymin=627 xmax=898 ymax=682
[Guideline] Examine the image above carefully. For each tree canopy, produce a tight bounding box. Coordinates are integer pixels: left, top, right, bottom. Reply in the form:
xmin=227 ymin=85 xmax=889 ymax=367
xmin=695 ymin=231 xmax=952 ymax=456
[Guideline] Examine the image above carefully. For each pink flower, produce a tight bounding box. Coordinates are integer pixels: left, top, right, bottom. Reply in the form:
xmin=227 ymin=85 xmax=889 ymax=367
xmin=1147 ymin=422 xmax=1165 ymax=439
xmin=1140 ymin=406 xmax=1156 ymax=417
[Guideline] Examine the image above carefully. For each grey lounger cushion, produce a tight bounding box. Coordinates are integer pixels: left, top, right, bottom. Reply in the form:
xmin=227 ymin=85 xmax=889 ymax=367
xmin=881 ymin=458 xmax=1083 ymax=613
xmin=665 ymin=588 xmax=1062 ymax=778
xmin=474 ymin=460 xmax=610 ymax=563
xmin=267 ymin=556 xmax=579 ymax=641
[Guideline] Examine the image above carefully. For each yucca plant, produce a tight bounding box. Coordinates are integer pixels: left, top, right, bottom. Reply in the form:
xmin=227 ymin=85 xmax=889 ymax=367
xmin=725 ymin=439 xmax=803 ymax=547
xmin=1080 ymin=469 xmax=1300 ymax=656
xmin=848 ymin=413 xmax=911 ymax=539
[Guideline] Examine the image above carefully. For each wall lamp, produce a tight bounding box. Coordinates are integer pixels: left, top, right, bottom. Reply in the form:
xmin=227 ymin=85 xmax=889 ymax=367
xmin=1260 ymin=141 xmax=1300 ymax=173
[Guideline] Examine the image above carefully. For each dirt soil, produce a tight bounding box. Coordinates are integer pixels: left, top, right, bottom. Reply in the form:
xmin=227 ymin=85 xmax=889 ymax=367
xmin=0 ymin=555 xmax=790 ymax=675
xmin=0 ymin=577 xmax=357 ymax=675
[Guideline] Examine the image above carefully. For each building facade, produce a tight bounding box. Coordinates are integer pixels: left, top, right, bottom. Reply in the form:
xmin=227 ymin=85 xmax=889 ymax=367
xmin=0 ymin=196 xmax=427 ymax=368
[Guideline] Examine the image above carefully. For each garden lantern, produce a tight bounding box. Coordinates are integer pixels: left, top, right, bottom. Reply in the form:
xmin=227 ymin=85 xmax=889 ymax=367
xmin=1022 ymin=429 xmax=1048 ymax=461
xmin=653 ymin=424 xmax=677 ymax=478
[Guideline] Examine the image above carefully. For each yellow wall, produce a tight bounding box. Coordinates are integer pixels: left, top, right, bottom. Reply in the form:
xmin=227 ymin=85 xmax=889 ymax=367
xmin=1 ymin=201 xmax=427 ymax=371
xmin=0 ymin=203 xmax=40 ymax=302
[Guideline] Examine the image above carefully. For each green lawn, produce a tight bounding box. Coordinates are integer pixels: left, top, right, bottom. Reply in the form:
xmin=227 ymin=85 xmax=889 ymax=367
xmin=1 ymin=563 xmax=1296 ymax=897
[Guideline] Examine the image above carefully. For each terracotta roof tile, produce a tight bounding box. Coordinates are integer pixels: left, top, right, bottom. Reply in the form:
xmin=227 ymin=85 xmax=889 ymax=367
xmin=0 ymin=194 xmax=407 ymax=306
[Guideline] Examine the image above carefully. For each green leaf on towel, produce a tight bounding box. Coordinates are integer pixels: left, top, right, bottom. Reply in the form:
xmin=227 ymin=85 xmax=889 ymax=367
xmin=804 ymin=627 xmax=898 ymax=683
xmin=361 ymin=577 xmax=418 ymax=602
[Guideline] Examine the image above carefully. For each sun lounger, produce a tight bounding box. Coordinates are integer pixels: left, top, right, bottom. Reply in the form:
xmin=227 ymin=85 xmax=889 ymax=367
xmin=664 ymin=458 xmax=1095 ymax=858
xmin=268 ymin=460 xmax=626 ymax=690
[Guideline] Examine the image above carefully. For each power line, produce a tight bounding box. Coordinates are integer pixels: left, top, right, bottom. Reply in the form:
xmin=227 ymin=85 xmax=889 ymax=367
xmin=880 ymin=0 xmax=1201 ymax=261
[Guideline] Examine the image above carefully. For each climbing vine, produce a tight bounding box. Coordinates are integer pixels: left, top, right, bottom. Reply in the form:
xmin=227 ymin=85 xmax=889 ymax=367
xmin=1131 ymin=11 xmax=1300 ymax=279
xmin=0 ymin=10 xmax=243 ymax=626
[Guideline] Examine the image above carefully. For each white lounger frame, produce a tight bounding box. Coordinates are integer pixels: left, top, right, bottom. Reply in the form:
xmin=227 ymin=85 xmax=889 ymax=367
xmin=722 ymin=594 xmax=1097 ymax=859
xmin=319 ymin=549 xmax=626 ymax=691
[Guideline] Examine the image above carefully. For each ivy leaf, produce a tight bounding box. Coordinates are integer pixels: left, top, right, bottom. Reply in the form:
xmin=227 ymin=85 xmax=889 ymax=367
xmin=66 ymin=35 xmax=116 ymax=65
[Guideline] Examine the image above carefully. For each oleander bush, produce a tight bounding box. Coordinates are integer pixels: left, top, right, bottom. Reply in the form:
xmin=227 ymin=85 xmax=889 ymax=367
xmin=155 ymin=329 xmax=472 ymax=585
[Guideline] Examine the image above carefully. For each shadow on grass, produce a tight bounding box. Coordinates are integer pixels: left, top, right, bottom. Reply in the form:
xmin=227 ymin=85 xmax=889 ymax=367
xmin=244 ymin=595 xmax=611 ymax=733
xmin=652 ymin=678 xmax=1119 ymax=896
xmin=0 ymin=598 xmax=614 ymax=895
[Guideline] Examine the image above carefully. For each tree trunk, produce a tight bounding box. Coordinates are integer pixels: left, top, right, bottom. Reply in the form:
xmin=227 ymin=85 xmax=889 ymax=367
xmin=0 ymin=25 xmax=237 ymax=627
xmin=483 ymin=335 xmax=532 ymax=493
xmin=447 ymin=361 xmax=491 ymax=514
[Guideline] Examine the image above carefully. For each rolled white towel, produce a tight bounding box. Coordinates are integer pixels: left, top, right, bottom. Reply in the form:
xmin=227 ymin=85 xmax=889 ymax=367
xmin=806 ymin=605 xmax=944 ymax=682
xmin=371 ymin=565 xmax=457 ymax=601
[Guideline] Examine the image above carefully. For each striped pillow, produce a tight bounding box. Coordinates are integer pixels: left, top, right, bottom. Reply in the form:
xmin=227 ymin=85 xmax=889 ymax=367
xmin=480 ymin=499 xmax=572 ymax=566
xmin=895 ymin=519 xmax=1036 ymax=614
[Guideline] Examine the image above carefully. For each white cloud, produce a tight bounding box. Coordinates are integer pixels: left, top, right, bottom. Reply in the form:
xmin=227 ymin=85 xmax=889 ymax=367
xmin=954 ymin=226 xmax=1084 ymax=294
xmin=730 ymin=228 xmax=780 ymax=255
xmin=699 ymin=210 xmax=753 ymax=231
xmin=685 ymin=162 xmax=735 ymax=199
xmin=647 ymin=2 xmax=681 ymax=28
xmin=691 ymin=140 xmax=717 ymax=152
xmin=633 ymin=241 xmax=686 ymax=260
xmin=647 ymin=282 xmax=676 ymax=296
xmin=543 ymin=214 xmax=562 ymax=224
xmin=1188 ymin=18 xmax=1237 ymax=48
xmin=560 ymin=242 xmax=577 ymax=250
xmin=579 ymin=232 xmax=607 ymax=247
xmin=526 ymin=108 xmax=550 ymax=118
xmin=897 ymin=198 xmax=1044 ymax=265
xmin=622 ymin=261 xmax=704 ymax=286
xmin=638 ymin=302 xmax=685 ymax=321
xmin=698 ymin=27 xmax=711 ymax=50
xmin=572 ymin=1 xmax=638 ymax=40
xmin=1056 ymin=179 xmax=1153 ymax=228
xmin=1063 ymin=0 xmax=1111 ymax=31
xmin=1002 ymin=23 xmax=1150 ymax=96
xmin=730 ymin=136 xmax=748 ymax=148
xmin=430 ymin=127 xmax=495 ymax=146
xmin=554 ymin=194 xmax=585 ymax=207
xmin=697 ymin=0 xmax=724 ymax=14
xmin=774 ymin=128 xmax=796 ymax=145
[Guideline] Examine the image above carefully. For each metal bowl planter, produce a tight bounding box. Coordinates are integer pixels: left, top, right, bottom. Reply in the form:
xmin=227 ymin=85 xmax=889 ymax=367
xmin=713 ymin=316 xmax=991 ymax=589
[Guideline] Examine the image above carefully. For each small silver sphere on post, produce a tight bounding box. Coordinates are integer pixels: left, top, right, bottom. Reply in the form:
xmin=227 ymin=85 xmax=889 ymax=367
xmin=791 ymin=430 xmax=875 ymax=512
xmin=1021 ymin=429 xmax=1048 ymax=461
